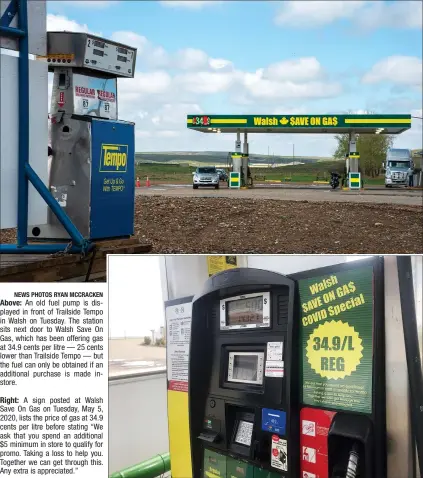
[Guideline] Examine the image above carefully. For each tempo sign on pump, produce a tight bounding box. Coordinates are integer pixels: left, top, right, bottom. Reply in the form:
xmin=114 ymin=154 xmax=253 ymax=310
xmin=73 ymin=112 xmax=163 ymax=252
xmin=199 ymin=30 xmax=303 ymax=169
xmin=185 ymin=259 xmax=386 ymax=478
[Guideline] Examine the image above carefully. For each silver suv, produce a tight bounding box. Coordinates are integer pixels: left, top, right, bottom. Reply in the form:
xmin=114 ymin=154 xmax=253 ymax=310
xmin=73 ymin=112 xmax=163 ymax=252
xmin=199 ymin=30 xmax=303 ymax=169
xmin=193 ymin=167 xmax=219 ymax=189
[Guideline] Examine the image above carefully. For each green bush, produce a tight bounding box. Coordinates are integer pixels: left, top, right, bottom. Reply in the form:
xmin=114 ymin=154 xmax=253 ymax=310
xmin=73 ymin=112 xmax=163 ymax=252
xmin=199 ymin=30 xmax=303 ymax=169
xmin=143 ymin=336 xmax=151 ymax=345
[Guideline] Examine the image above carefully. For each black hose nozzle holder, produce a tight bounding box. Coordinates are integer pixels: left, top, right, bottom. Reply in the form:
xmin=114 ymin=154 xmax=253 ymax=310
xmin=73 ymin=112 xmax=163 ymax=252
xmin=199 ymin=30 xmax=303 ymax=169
xmin=328 ymin=412 xmax=373 ymax=478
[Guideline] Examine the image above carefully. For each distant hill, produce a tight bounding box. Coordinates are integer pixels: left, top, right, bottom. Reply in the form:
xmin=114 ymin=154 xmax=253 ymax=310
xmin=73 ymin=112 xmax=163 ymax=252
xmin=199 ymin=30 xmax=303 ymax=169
xmin=135 ymin=151 xmax=335 ymax=165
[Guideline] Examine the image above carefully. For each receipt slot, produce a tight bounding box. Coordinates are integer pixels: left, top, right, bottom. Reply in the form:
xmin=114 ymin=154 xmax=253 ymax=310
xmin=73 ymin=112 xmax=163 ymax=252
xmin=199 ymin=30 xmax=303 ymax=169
xmin=189 ymin=268 xmax=299 ymax=478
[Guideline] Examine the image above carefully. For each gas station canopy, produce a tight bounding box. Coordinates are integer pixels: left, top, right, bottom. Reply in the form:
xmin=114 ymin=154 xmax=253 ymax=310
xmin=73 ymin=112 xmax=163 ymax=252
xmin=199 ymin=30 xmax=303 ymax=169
xmin=187 ymin=114 xmax=412 ymax=134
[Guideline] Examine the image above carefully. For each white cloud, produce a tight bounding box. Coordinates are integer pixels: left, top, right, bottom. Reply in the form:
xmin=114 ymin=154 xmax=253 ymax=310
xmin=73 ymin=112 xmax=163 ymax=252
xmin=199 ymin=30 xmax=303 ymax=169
xmin=263 ymin=57 xmax=325 ymax=82
xmin=240 ymin=61 xmax=341 ymax=100
xmin=151 ymin=103 xmax=203 ymax=126
xmin=174 ymin=71 xmax=238 ymax=94
xmin=271 ymin=106 xmax=308 ymax=115
xmin=275 ymin=1 xmax=365 ymax=27
xmin=119 ymin=71 xmax=173 ymax=97
xmin=111 ymin=31 xmax=170 ymax=68
xmin=275 ymin=1 xmax=422 ymax=29
xmin=159 ymin=0 xmax=222 ymax=9
xmin=362 ymin=56 xmax=422 ymax=87
xmin=209 ymin=58 xmax=234 ymax=72
xmin=175 ymin=48 xmax=209 ymax=70
xmin=243 ymin=78 xmax=342 ymax=100
xmin=357 ymin=1 xmax=422 ymax=30
xmin=46 ymin=13 xmax=93 ymax=33
xmin=156 ymin=130 xmax=181 ymax=138
xmin=136 ymin=130 xmax=152 ymax=138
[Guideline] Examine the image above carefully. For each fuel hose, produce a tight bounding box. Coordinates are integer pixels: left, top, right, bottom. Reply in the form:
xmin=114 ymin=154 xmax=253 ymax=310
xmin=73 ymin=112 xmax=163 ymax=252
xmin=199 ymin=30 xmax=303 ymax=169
xmin=345 ymin=443 xmax=359 ymax=478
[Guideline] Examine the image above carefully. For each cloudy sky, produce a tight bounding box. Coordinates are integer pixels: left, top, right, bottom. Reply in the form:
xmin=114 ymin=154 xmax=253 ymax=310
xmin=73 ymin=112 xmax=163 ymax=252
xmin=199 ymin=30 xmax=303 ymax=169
xmin=47 ymin=0 xmax=422 ymax=156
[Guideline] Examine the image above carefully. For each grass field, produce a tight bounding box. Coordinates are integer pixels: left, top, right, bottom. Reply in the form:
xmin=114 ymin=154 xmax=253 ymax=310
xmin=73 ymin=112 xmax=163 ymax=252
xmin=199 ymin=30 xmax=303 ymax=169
xmin=135 ymin=161 xmax=386 ymax=185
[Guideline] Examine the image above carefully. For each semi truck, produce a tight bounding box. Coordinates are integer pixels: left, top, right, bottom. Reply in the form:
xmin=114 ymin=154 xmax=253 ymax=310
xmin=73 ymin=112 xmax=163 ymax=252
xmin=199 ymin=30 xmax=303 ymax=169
xmin=384 ymin=148 xmax=413 ymax=187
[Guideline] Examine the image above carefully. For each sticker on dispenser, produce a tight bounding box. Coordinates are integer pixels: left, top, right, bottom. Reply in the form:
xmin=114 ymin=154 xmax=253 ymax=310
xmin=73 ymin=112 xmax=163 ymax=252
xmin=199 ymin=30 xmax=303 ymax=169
xmin=302 ymin=446 xmax=317 ymax=464
xmin=262 ymin=408 xmax=286 ymax=434
xmin=267 ymin=341 xmax=283 ymax=361
xmin=271 ymin=435 xmax=288 ymax=471
xmin=265 ymin=360 xmax=284 ymax=378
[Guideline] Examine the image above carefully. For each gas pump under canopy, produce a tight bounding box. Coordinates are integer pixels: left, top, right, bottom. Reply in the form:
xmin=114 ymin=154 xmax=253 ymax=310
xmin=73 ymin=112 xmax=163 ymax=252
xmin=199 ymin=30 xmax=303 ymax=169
xmin=29 ymin=32 xmax=137 ymax=241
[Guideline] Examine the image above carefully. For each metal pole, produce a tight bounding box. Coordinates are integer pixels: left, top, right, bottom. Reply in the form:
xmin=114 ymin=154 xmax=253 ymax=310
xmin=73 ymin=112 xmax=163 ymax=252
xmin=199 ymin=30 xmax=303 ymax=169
xmin=17 ymin=0 xmax=29 ymax=247
xmin=397 ymin=256 xmax=423 ymax=477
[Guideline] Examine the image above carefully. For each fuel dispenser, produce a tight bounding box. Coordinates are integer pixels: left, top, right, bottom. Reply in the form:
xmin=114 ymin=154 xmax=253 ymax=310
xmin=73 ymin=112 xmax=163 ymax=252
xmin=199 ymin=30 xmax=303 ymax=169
xmin=30 ymin=32 xmax=137 ymax=241
xmin=187 ymin=258 xmax=386 ymax=478
xmin=229 ymin=153 xmax=251 ymax=188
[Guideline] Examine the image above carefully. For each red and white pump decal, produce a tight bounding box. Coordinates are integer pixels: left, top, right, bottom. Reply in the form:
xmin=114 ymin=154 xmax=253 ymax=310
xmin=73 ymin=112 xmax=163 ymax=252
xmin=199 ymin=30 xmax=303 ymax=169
xmin=300 ymin=407 xmax=336 ymax=478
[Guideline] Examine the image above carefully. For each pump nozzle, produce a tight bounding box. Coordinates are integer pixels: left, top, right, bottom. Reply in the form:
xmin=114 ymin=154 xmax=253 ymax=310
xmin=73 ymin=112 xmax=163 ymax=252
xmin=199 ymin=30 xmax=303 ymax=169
xmin=345 ymin=443 xmax=359 ymax=478
xmin=331 ymin=443 xmax=359 ymax=478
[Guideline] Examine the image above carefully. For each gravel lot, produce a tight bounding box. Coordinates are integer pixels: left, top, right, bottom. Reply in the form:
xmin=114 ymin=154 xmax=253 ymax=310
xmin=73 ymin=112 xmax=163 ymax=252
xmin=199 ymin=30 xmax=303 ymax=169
xmin=134 ymin=196 xmax=423 ymax=254
xmin=1 ymin=196 xmax=422 ymax=254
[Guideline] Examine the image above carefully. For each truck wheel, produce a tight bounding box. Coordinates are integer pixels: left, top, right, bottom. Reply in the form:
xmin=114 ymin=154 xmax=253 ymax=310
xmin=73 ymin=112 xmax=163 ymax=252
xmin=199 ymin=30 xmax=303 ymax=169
xmin=215 ymin=184 xmax=219 ymax=190
xmin=193 ymin=185 xmax=198 ymax=189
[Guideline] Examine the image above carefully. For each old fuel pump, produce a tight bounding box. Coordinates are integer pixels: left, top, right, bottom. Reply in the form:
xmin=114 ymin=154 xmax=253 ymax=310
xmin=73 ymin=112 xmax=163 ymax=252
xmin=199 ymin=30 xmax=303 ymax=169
xmin=29 ymin=32 xmax=137 ymax=241
xmin=188 ymin=258 xmax=386 ymax=478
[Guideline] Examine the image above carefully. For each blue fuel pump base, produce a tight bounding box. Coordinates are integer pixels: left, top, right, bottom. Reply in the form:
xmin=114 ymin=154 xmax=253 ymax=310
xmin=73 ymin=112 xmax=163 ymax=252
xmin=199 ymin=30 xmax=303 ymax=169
xmin=0 ymin=0 xmax=90 ymax=256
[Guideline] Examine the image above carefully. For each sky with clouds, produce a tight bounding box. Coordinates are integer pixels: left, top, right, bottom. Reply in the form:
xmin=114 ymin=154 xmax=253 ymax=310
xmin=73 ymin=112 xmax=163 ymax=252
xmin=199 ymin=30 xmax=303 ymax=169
xmin=46 ymin=0 xmax=422 ymax=156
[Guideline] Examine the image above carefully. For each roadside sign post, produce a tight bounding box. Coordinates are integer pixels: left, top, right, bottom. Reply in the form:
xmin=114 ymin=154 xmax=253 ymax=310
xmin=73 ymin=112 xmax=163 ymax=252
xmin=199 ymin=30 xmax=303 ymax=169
xmin=229 ymin=172 xmax=241 ymax=189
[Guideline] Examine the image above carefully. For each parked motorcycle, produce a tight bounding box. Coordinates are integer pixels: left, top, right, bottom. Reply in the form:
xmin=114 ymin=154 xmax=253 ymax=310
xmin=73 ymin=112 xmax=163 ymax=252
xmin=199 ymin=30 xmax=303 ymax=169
xmin=330 ymin=171 xmax=340 ymax=189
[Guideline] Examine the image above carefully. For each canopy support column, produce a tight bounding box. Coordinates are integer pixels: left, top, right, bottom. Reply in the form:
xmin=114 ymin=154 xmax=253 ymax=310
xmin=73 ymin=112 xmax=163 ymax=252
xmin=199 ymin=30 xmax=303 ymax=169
xmin=242 ymin=131 xmax=249 ymax=187
xmin=348 ymin=132 xmax=359 ymax=173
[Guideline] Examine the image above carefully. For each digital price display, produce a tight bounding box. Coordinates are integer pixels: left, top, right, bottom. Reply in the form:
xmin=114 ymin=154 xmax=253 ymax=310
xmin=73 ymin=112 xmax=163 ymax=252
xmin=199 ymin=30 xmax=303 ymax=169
xmin=93 ymin=49 xmax=104 ymax=57
xmin=227 ymin=296 xmax=263 ymax=326
xmin=93 ymin=40 xmax=105 ymax=48
xmin=117 ymin=55 xmax=127 ymax=63
xmin=220 ymin=292 xmax=270 ymax=331
xmin=117 ymin=47 xmax=128 ymax=55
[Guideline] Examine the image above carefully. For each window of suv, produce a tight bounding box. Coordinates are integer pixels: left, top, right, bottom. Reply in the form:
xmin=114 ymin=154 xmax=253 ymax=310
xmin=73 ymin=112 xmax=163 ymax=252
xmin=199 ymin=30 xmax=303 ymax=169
xmin=197 ymin=167 xmax=216 ymax=174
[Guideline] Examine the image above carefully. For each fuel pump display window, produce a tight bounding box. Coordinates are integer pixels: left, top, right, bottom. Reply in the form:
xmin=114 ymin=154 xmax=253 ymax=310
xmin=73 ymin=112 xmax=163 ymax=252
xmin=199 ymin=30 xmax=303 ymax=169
xmin=234 ymin=420 xmax=254 ymax=446
xmin=220 ymin=292 xmax=270 ymax=330
xmin=227 ymin=297 xmax=263 ymax=325
xmin=228 ymin=352 xmax=264 ymax=385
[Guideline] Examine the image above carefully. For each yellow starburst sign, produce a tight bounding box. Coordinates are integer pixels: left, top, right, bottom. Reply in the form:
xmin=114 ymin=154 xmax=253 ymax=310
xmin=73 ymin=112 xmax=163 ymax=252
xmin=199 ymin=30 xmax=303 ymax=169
xmin=306 ymin=320 xmax=363 ymax=380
